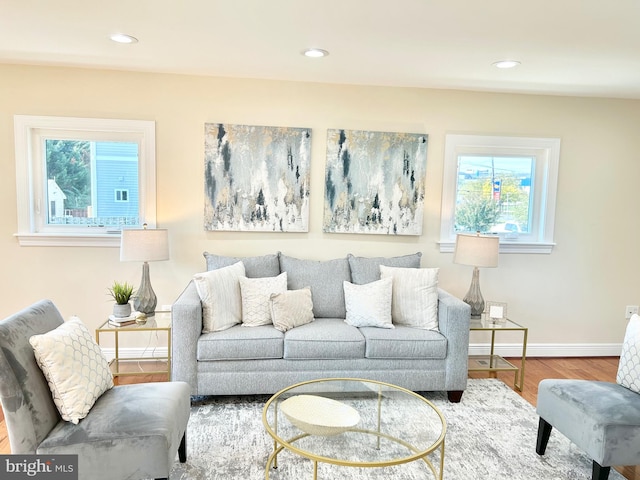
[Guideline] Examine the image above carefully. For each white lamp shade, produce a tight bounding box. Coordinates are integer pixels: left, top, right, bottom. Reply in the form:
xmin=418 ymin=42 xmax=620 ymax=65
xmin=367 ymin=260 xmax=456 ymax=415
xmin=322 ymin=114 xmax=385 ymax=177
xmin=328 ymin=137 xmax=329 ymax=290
xmin=120 ymin=228 xmax=169 ymax=262
xmin=453 ymin=233 xmax=499 ymax=268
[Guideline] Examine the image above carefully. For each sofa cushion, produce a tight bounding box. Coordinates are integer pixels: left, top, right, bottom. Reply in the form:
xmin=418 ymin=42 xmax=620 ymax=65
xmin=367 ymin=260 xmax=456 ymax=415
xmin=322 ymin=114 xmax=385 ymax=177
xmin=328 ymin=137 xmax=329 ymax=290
xmin=284 ymin=318 xmax=365 ymax=359
xmin=279 ymin=254 xmax=351 ymax=318
xmin=194 ymin=261 xmax=245 ymax=332
xmin=270 ymin=287 xmax=315 ymax=332
xmin=203 ymin=251 xmax=280 ymax=278
xmin=29 ymin=316 xmax=114 ymax=424
xmin=359 ymin=325 xmax=447 ymax=359
xmin=239 ymin=272 xmax=288 ymax=326
xmin=347 ymin=252 xmax=422 ymax=285
xmin=197 ymin=325 xmax=284 ymax=361
xmin=380 ymin=265 xmax=439 ymax=331
xmin=343 ymin=277 xmax=393 ymax=329
xmin=617 ymin=313 xmax=640 ymax=394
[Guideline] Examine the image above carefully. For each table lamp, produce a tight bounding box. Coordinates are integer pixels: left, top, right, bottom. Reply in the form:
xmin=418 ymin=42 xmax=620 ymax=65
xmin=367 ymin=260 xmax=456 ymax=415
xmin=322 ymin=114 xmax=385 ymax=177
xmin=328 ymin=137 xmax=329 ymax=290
xmin=453 ymin=232 xmax=499 ymax=318
xmin=120 ymin=225 xmax=169 ymax=316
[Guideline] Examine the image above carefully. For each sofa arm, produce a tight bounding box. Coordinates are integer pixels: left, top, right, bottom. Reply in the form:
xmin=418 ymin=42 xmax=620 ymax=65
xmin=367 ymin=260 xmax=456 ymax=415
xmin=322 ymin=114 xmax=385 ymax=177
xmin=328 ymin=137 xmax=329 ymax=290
xmin=171 ymin=280 xmax=201 ymax=395
xmin=437 ymin=288 xmax=471 ymax=397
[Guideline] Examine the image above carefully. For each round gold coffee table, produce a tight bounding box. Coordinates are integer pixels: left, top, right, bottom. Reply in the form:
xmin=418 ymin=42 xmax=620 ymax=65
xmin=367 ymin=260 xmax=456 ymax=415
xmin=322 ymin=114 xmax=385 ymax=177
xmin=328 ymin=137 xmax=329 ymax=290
xmin=262 ymin=378 xmax=446 ymax=479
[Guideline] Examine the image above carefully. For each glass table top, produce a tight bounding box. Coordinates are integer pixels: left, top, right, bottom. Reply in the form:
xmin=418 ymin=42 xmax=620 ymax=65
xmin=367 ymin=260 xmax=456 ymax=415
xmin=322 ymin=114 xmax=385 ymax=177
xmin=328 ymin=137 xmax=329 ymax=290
xmin=262 ymin=378 xmax=445 ymax=466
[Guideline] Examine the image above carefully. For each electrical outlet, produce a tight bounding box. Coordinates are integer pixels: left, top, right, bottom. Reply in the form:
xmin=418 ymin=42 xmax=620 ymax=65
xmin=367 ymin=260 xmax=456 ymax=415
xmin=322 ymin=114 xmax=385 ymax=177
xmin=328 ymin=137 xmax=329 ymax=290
xmin=625 ymin=305 xmax=639 ymax=319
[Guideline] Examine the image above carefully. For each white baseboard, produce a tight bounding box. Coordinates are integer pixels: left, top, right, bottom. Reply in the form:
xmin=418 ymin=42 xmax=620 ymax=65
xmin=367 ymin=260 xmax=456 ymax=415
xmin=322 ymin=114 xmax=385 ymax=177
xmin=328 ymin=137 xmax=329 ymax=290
xmin=103 ymin=344 xmax=622 ymax=360
xmin=470 ymin=343 xmax=622 ymax=357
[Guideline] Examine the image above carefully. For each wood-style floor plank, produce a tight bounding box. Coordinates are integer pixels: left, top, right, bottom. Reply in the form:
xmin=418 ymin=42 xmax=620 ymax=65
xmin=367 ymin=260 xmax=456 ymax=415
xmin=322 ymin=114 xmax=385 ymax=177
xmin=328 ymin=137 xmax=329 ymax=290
xmin=1 ymin=358 xmax=637 ymax=479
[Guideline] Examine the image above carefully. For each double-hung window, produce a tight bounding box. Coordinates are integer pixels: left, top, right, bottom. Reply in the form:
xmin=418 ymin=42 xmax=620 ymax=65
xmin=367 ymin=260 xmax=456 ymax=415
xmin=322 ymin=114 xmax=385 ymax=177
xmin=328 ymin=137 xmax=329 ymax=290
xmin=14 ymin=116 xmax=156 ymax=247
xmin=440 ymin=134 xmax=560 ymax=254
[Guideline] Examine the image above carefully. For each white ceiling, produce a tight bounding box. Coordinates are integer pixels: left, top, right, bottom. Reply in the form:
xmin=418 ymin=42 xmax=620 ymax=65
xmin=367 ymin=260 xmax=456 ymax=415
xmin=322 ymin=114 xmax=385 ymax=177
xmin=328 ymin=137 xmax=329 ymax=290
xmin=3 ymin=0 xmax=640 ymax=99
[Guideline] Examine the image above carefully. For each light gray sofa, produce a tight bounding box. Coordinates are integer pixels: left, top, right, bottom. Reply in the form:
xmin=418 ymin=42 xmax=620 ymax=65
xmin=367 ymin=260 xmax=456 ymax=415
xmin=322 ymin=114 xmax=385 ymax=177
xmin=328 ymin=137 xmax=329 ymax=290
xmin=172 ymin=252 xmax=471 ymax=402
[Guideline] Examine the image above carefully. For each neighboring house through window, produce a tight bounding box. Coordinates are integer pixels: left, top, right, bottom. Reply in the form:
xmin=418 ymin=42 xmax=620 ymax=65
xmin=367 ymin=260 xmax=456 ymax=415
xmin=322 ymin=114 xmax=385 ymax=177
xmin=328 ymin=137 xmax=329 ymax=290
xmin=440 ymin=134 xmax=560 ymax=254
xmin=14 ymin=115 xmax=156 ymax=247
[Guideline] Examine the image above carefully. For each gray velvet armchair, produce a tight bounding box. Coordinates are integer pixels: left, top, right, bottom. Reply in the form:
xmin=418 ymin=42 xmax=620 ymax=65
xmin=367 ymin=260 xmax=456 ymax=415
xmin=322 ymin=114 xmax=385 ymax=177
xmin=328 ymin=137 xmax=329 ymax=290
xmin=0 ymin=300 xmax=191 ymax=480
xmin=536 ymin=315 xmax=640 ymax=480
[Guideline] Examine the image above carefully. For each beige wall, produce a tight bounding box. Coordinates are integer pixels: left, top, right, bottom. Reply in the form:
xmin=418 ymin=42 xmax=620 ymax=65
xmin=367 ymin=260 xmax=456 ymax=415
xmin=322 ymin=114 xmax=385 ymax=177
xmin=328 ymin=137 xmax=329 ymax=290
xmin=1 ymin=63 xmax=639 ymax=354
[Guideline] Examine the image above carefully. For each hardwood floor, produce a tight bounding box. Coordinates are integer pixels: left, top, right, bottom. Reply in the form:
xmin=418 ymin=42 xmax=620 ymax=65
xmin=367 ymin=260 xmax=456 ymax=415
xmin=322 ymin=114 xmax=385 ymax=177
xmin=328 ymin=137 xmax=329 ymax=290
xmin=1 ymin=358 xmax=637 ymax=479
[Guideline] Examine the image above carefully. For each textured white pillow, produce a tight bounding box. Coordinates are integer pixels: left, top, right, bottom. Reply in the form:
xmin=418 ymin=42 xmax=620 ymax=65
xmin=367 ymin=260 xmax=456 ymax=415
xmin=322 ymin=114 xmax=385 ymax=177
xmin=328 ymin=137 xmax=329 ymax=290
xmin=270 ymin=288 xmax=314 ymax=332
xmin=194 ymin=261 xmax=246 ymax=332
xmin=29 ymin=316 xmax=114 ymax=424
xmin=380 ymin=265 xmax=439 ymax=330
xmin=343 ymin=277 xmax=394 ymax=328
xmin=617 ymin=313 xmax=640 ymax=394
xmin=239 ymin=272 xmax=288 ymax=326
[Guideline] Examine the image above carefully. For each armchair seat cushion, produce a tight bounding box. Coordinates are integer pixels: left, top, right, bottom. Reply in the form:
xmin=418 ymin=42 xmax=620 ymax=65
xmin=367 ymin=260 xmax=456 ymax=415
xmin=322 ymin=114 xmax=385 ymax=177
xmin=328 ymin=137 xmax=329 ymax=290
xmin=38 ymin=382 xmax=191 ymax=478
xmin=536 ymin=379 xmax=640 ymax=467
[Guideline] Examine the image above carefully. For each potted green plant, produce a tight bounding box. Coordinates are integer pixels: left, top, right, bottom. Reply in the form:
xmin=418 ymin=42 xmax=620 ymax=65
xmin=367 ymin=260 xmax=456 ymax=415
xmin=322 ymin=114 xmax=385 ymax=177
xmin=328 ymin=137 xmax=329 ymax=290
xmin=108 ymin=281 xmax=135 ymax=318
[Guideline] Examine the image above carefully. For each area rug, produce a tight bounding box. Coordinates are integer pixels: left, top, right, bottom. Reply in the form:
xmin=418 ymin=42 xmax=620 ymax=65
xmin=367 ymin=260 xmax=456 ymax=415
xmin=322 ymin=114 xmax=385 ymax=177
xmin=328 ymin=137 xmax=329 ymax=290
xmin=169 ymin=378 xmax=625 ymax=479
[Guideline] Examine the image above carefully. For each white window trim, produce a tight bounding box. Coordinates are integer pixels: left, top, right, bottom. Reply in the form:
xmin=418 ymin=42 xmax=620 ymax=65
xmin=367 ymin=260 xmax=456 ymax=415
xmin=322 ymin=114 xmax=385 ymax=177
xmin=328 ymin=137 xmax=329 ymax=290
xmin=439 ymin=134 xmax=560 ymax=254
xmin=14 ymin=115 xmax=156 ymax=247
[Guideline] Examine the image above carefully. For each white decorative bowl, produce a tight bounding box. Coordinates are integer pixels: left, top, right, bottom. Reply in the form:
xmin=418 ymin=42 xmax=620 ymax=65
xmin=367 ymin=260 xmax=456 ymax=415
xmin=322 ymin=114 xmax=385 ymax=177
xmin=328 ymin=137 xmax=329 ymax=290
xmin=279 ymin=394 xmax=360 ymax=436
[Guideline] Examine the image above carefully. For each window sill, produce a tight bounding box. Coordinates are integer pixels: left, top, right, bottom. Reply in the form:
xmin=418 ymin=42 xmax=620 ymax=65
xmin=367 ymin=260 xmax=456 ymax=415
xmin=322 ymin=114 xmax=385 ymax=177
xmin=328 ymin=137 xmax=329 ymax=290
xmin=15 ymin=233 xmax=121 ymax=247
xmin=439 ymin=240 xmax=555 ymax=254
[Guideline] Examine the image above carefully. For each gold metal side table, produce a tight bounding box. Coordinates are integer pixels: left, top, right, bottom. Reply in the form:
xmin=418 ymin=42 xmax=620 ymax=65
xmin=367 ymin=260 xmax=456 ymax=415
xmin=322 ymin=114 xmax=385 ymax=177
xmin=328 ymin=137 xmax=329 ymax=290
xmin=95 ymin=311 xmax=171 ymax=380
xmin=469 ymin=317 xmax=528 ymax=391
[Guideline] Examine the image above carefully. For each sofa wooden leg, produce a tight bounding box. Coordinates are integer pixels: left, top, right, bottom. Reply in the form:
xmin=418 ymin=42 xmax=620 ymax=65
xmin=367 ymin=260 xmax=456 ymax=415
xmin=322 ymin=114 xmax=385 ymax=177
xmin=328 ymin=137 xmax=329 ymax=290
xmin=536 ymin=417 xmax=552 ymax=455
xmin=447 ymin=390 xmax=463 ymax=402
xmin=592 ymin=461 xmax=610 ymax=480
xmin=178 ymin=431 xmax=187 ymax=463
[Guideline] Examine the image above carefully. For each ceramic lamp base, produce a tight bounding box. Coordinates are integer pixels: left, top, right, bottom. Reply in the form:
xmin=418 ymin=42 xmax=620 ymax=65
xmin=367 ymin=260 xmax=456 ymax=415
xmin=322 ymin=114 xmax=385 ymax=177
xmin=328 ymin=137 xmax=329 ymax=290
xmin=133 ymin=262 xmax=157 ymax=316
xmin=463 ymin=266 xmax=485 ymax=318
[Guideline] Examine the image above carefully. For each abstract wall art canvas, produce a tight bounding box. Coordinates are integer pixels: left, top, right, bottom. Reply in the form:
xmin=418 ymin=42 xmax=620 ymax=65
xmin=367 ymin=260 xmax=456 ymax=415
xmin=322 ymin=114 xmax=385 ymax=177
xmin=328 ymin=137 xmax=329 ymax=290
xmin=204 ymin=123 xmax=311 ymax=232
xmin=323 ymin=129 xmax=428 ymax=235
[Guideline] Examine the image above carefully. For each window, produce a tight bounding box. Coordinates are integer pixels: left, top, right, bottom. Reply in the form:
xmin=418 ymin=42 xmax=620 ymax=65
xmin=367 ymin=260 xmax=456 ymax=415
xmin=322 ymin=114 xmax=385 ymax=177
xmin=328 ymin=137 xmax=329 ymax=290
xmin=14 ymin=116 xmax=156 ymax=247
xmin=440 ymin=134 xmax=560 ymax=254
xmin=115 ymin=189 xmax=130 ymax=202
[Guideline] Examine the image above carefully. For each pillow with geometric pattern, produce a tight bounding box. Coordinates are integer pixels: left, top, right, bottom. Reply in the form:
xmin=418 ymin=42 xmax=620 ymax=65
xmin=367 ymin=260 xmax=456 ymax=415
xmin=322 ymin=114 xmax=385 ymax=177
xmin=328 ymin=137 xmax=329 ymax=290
xmin=239 ymin=272 xmax=288 ymax=326
xmin=29 ymin=316 xmax=114 ymax=424
xmin=617 ymin=313 xmax=640 ymax=394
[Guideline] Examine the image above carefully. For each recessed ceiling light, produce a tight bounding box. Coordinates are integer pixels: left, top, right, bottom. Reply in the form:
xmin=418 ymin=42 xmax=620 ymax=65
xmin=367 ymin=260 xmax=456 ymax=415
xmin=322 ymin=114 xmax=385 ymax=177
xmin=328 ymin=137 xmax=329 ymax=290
xmin=110 ymin=33 xmax=138 ymax=44
xmin=302 ymin=48 xmax=329 ymax=58
xmin=492 ymin=60 xmax=521 ymax=69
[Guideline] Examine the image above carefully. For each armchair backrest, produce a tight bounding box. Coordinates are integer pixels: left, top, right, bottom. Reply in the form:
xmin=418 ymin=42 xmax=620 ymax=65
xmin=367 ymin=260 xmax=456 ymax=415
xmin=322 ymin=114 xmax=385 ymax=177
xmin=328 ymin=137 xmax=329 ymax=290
xmin=0 ymin=300 xmax=64 ymax=453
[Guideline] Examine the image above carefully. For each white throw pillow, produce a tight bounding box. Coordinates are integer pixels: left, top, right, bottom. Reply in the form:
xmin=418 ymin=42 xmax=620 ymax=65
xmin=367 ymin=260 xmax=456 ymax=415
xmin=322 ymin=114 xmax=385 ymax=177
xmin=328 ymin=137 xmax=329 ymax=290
xmin=380 ymin=265 xmax=439 ymax=330
xmin=194 ymin=261 xmax=246 ymax=332
xmin=239 ymin=272 xmax=288 ymax=326
xmin=29 ymin=316 xmax=114 ymax=424
xmin=270 ymin=288 xmax=314 ymax=332
xmin=343 ymin=277 xmax=394 ymax=329
xmin=617 ymin=313 xmax=640 ymax=394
